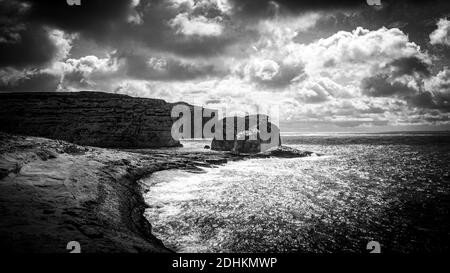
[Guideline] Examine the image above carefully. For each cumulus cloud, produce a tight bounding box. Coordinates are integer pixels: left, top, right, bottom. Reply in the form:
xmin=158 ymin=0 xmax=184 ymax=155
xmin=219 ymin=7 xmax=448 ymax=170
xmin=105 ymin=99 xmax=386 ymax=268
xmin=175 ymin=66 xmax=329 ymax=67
xmin=169 ymin=13 xmax=224 ymax=36
xmin=423 ymin=67 xmax=450 ymax=110
xmin=54 ymin=54 xmax=121 ymax=90
xmin=425 ymin=67 xmax=450 ymax=93
xmin=244 ymin=59 xmax=280 ymax=81
xmin=430 ymin=18 xmax=450 ymax=46
xmin=300 ymin=27 xmax=429 ymax=80
xmin=293 ymin=77 xmax=355 ymax=104
xmin=360 ymin=56 xmax=431 ymax=98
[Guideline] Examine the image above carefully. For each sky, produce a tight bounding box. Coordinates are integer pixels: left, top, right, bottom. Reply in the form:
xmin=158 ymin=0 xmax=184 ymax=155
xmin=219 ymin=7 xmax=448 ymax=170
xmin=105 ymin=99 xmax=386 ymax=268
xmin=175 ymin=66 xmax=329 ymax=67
xmin=1 ymin=0 xmax=450 ymax=132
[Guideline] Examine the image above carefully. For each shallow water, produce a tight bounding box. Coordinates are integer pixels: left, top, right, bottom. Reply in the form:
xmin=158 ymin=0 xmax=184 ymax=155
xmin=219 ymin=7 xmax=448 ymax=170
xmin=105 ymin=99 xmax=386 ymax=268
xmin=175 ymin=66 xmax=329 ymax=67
xmin=142 ymin=134 xmax=450 ymax=253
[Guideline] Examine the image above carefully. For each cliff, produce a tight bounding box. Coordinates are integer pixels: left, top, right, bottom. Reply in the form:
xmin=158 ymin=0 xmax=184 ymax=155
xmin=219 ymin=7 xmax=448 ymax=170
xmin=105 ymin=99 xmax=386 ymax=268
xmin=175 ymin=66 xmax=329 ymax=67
xmin=0 ymin=91 xmax=185 ymax=148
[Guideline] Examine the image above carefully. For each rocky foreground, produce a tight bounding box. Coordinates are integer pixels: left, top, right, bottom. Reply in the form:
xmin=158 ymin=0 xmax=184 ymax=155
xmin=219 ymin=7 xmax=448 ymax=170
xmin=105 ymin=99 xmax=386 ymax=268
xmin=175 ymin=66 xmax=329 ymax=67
xmin=0 ymin=133 xmax=315 ymax=253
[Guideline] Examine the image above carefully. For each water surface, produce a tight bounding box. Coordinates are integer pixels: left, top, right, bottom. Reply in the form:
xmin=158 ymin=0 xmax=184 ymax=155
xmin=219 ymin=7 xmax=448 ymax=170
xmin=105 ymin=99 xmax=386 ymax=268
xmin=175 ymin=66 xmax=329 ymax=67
xmin=143 ymin=133 xmax=450 ymax=253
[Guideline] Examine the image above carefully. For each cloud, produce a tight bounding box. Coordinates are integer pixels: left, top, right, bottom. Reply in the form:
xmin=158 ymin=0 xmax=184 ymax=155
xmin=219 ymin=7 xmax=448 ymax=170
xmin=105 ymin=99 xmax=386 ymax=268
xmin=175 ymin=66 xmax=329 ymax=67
xmin=119 ymin=52 xmax=227 ymax=81
xmin=423 ymin=67 xmax=450 ymax=110
xmin=228 ymin=0 xmax=365 ymax=19
xmin=0 ymin=0 xmax=27 ymax=44
xmin=0 ymin=68 xmax=60 ymax=92
xmin=426 ymin=67 xmax=450 ymax=92
xmin=56 ymin=54 xmax=120 ymax=90
xmin=361 ymin=64 xmax=450 ymax=112
xmin=54 ymin=49 xmax=229 ymax=91
xmin=247 ymin=61 xmax=307 ymax=90
xmin=387 ymin=57 xmax=431 ymax=77
xmin=430 ymin=18 xmax=450 ymax=46
xmin=297 ymin=0 xmax=450 ymax=47
xmin=1 ymin=0 xmax=450 ymax=130
xmin=19 ymin=0 xmax=138 ymax=34
xmin=361 ymin=74 xmax=418 ymax=97
xmin=0 ymin=0 xmax=76 ymax=69
xmin=250 ymin=26 xmax=429 ymax=102
xmin=301 ymin=27 xmax=428 ymax=77
xmin=0 ymin=25 xmax=72 ymax=69
xmin=360 ymin=56 xmax=431 ymax=98
xmin=169 ymin=13 xmax=224 ymax=36
xmin=0 ymin=0 xmax=241 ymax=60
xmin=244 ymin=58 xmax=279 ymax=81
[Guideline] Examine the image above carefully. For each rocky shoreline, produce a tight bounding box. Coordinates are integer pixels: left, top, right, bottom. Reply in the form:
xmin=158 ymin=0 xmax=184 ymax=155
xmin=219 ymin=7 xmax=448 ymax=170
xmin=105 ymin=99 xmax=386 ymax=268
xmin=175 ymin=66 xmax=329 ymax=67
xmin=0 ymin=132 xmax=315 ymax=252
xmin=0 ymin=133 xmax=244 ymax=252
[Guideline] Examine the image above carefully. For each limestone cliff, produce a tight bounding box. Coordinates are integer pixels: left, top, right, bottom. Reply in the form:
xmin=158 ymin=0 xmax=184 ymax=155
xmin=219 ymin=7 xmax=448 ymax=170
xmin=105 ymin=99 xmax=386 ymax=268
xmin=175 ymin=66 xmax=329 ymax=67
xmin=0 ymin=91 xmax=188 ymax=148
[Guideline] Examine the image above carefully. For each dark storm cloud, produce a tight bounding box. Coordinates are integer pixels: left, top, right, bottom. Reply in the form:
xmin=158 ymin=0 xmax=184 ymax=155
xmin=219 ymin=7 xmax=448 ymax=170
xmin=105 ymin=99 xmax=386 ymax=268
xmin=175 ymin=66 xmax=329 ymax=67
xmin=388 ymin=57 xmax=431 ymax=77
xmin=0 ymin=0 xmax=239 ymax=75
xmin=362 ymin=69 xmax=450 ymax=111
xmin=2 ymin=0 xmax=450 ymax=68
xmin=5 ymin=0 xmax=444 ymax=68
xmin=110 ymin=1 xmax=244 ymax=58
xmin=0 ymin=72 xmax=60 ymax=92
xmin=407 ymin=91 xmax=450 ymax=112
xmin=0 ymin=0 xmax=25 ymax=43
xmin=408 ymin=91 xmax=436 ymax=109
xmin=361 ymin=74 xmax=417 ymax=97
xmin=21 ymin=0 xmax=241 ymax=57
xmin=0 ymin=25 xmax=59 ymax=68
xmin=0 ymin=0 xmax=60 ymax=68
xmin=229 ymin=0 xmax=365 ymax=19
xmin=230 ymin=0 xmax=446 ymax=19
xmin=18 ymin=0 xmax=136 ymax=34
xmin=119 ymin=53 xmax=228 ymax=81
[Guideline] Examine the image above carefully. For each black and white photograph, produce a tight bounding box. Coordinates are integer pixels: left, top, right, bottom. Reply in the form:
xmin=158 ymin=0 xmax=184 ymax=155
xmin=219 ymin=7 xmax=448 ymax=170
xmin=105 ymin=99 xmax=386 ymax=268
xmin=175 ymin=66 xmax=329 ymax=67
xmin=0 ymin=0 xmax=449 ymax=265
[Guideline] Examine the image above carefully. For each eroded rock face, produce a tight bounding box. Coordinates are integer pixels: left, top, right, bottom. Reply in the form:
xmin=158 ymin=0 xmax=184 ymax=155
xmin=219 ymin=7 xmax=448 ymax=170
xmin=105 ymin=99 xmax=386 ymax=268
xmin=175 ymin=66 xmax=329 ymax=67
xmin=211 ymin=115 xmax=281 ymax=153
xmin=0 ymin=92 xmax=188 ymax=148
xmin=255 ymin=146 xmax=318 ymax=158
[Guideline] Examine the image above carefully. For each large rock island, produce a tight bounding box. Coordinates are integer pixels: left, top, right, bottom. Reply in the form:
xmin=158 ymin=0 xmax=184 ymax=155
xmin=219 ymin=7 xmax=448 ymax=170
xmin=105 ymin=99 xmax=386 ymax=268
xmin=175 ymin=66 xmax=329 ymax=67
xmin=211 ymin=115 xmax=282 ymax=153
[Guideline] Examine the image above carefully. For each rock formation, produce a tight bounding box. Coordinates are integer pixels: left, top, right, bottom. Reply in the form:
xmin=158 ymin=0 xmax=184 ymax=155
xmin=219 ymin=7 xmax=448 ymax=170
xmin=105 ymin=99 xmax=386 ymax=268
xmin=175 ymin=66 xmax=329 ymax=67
xmin=0 ymin=91 xmax=205 ymax=148
xmin=211 ymin=115 xmax=282 ymax=153
xmin=254 ymin=145 xmax=319 ymax=158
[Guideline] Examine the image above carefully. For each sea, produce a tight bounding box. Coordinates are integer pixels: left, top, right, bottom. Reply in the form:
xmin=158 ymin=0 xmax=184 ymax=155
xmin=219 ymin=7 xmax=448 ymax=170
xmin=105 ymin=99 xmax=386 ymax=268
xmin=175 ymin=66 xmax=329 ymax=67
xmin=142 ymin=132 xmax=450 ymax=253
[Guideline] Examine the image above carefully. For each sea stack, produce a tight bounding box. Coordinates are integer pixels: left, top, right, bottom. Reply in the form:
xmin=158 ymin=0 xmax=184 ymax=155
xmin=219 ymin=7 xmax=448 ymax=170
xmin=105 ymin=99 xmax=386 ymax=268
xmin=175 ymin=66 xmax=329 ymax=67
xmin=210 ymin=114 xmax=282 ymax=154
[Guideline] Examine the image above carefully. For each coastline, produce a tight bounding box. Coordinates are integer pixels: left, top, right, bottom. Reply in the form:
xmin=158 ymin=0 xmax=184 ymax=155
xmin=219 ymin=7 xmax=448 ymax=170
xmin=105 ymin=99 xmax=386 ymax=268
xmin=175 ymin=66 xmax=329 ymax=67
xmin=0 ymin=133 xmax=251 ymax=252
